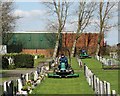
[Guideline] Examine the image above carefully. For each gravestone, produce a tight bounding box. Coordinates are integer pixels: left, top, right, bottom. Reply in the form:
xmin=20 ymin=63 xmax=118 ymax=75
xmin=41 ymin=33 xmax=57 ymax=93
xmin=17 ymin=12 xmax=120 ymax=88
xmin=34 ymin=71 xmax=38 ymax=81
xmin=8 ymin=57 xmax=14 ymax=65
xmin=103 ymin=81 xmax=107 ymax=94
xmin=0 ymin=45 xmax=7 ymax=54
xmin=94 ymin=75 xmax=97 ymax=93
xmin=20 ymin=74 xmax=25 ymax=86
xmin=25 ymin=73 xmax=29 ymax=82
xmin=30 ymin=72 xmax=34 ymax=81
xmin=100 ymin=81 xmax=104 ymax=95
xmin=105 ymin=58 xmax=108 ymax=65
xmin=92 ymin=74 xmax=95 ymax=90
xmin=17 ymin=79 xmax=23 ymax=92
xmin=34 ymin=55 xmax=38 ymax=59
xmin=4 ymin=81 xmax=7 ymax=92
xmin=16 ymin=79 xmax=27 ymax=95
xmin=96 ymin=78 xmax=100 ymax=94
xmin=108 ymin=59 xmax=112 ymax=66
xmin=7 ymin=81 xmax=13 ymax=95
xmin=112 ymin=90 xmax=116 ymax=95
xmin=106 ymin=82 xmax=111 ymax=95
xmin=37 ymin=67 xmax=40 ymax=75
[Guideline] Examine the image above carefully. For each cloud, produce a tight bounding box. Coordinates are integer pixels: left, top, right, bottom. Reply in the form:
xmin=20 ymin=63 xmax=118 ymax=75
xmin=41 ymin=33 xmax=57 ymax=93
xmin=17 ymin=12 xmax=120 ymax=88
xmin=13 ymin=9 xmax=46 ymax=17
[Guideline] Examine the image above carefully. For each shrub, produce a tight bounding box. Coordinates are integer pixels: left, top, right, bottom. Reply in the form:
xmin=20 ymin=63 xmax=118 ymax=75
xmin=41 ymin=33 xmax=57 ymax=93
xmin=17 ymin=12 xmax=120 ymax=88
xmin=14 ymin=54 xmax=34 ymax=68
xmin=38 ymin=54 xmax=45 ymax=58
xmin=2 ymin=56 xmax=9 ymax=69
xmin=8 ymin=65 xmax=16 ymax=69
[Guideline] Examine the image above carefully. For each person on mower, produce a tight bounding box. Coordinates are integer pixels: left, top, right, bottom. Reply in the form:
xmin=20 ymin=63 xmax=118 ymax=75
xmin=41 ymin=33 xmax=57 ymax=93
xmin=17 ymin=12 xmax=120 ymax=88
xmin=59 ymin=54 xmax=68 ymax=69
xmin=82 ymin=49 xmax=86 ymax=55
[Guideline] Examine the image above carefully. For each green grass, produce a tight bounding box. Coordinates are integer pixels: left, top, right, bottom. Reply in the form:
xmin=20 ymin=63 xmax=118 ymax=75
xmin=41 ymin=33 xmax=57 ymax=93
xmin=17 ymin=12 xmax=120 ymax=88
xmin=31 ymin=58 xmax=94 ymax=95
xmin=34 ymin=58 xmax=48 ymax=67
xmin=81 ymin=58 xmax=119 ymax=94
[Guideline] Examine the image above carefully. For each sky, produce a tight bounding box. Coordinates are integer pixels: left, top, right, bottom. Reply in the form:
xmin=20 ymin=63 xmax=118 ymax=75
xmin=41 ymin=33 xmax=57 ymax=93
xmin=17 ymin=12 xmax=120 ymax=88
xmin=12 ymin=1 xmax=119 ymax=46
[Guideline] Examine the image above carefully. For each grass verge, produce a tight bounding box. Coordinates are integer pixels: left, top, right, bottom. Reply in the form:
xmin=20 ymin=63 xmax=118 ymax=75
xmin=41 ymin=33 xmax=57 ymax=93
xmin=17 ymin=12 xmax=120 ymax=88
xmin=31 ymin=58 xmax=94 ymax=95
xmin=81 ymin=58 xmax=119 ymax=94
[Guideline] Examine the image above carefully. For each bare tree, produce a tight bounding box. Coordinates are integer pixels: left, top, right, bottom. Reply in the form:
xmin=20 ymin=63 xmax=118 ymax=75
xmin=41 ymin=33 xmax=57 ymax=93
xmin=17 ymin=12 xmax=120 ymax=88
xmin=44 ymin=0 xmax=70 ymax=58
xmin=0 ymin=1 xmax=19 ymax=45
xmin=71 ymin=1 xmax=95 ymax=57
xmin=95 ymin=1 xmax=117 ymax=56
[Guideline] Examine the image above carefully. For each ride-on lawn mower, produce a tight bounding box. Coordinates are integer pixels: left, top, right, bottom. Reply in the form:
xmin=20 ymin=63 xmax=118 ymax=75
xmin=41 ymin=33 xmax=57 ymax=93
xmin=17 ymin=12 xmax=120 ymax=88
xmin=48 ymin=61 xmax=79 ymax=78
xmin=48 ymin=48 xmax=79 ymax=78
xmin=79 ymin=49 xmax=91 ymax=59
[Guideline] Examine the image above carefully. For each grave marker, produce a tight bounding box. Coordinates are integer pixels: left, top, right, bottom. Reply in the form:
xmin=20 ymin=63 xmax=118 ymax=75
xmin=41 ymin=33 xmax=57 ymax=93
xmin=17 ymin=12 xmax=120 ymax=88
xmin=4 ymin=81 xmax=7 ymax=92
xmin=25 ymin=73 xmax=29 ymax=82
xmin=17 ymin=79 xmax=23 ymax=92
xmin=106 ymin=82 xmax=111 ymax=95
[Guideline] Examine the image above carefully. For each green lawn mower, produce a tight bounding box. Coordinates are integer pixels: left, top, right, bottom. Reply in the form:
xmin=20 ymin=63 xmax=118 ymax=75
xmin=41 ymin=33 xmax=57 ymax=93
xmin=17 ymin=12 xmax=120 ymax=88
xmin=48 ymin=61 xmax=79 ymax=78
xmin=79 ymin=49 xmax=91 ymax=59
xmin=48 ymin=48 xmax=79 ymax=78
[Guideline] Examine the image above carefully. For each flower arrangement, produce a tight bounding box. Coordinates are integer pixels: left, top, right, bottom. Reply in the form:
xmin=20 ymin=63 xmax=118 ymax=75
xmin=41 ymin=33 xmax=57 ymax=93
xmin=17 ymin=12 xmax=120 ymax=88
xmin=22 ymin=80 xmax=33 ymax=92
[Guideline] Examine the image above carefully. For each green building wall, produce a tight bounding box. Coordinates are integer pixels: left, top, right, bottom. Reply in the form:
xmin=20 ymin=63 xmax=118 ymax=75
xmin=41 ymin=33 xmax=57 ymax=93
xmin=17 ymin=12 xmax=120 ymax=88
xmin=7 ymin=33 xmax=57 ymax=49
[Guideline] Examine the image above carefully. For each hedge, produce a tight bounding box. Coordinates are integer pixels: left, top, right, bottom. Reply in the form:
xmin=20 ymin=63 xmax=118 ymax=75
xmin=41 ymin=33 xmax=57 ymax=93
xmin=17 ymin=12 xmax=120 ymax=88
xmin=2 ymin=56 xmax=9 ymax=69
xmin=2 ymin=53 xmax=34 ymax=69
xmin=14 ymin=54 xmax=34 ymax=68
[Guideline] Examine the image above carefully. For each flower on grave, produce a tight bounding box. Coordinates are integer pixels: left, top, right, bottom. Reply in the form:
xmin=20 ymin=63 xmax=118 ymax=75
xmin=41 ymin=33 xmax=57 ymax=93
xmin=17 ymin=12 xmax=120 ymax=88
xmin=26 ymin=80 xmax=32 ymax=87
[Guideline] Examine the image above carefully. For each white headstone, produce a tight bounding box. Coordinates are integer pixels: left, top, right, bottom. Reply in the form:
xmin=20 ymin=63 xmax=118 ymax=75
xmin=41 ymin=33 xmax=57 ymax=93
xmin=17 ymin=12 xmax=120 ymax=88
xmin=106 ymin=82 xmax=111 ymax=95
xmin=112 ymin=90 xmax=116 ymax=95
xmin=17 ymin=79 xmax=23 ymax=92
xmin=100 ymin=81 xmax=104 ymax=94
xmin=96 ymin=78 xmax=100 ymax=94
xmin=3 ymin=81 xmax=7 ymax=92
xmin=25 ymin=73 xmax=29 ymax=82
xmin=8 ymin=57 xmax=14 ymax=65
xmin=94 ymin=75 xmax=97 ymax=93
xmin=0 ymin=45 xmax=7 ymax=54
xmin=34 ymin=55 xmax=38 ymax=59
xmin=34 ymin=71 xmax=38 ymax=81
xmin=103 ymin=81 xmax=107 ymax=94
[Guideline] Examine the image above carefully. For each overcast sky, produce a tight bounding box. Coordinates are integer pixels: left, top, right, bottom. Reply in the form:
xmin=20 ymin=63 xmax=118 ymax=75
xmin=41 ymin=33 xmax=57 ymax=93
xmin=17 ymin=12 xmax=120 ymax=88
xmin=13 ymin=1 xmax=118 ymax=46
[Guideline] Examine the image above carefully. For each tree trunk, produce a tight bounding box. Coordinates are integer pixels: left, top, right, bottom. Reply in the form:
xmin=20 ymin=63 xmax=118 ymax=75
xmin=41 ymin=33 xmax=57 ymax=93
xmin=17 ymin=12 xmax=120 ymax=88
xmin=53 ymin=40 xmax=59 ymax=58
xmin=96 ymin=43 xmax=100 ymax=56
xmin=53 ymin=33 xmax=61 ymax=58
xmin=71 ymin=39 xmax=77 ymax=57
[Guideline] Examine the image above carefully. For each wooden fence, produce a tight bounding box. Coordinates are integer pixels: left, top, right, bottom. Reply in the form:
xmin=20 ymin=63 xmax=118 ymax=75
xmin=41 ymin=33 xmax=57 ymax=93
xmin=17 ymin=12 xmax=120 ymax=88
xmin=77 ymin=58 xmax=118 ymax=95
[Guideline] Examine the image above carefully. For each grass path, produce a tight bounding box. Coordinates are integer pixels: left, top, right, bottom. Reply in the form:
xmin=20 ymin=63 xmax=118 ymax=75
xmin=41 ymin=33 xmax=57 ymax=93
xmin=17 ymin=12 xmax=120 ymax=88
xmin=81 ymin=58 xmax=119 ymax=94
xmin=31 ymin=58 xmax=94 ymax=95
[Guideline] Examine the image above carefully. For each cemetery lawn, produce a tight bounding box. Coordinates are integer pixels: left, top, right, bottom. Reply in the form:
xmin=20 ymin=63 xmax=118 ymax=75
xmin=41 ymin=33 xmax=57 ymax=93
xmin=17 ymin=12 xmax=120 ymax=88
xmin=81 ymin=58 xmax=119 ymax=94
xmin=34 ymin=58 xmax=49 ymax=67
xmin=31 ymin=58 xmax=94 ymax=94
